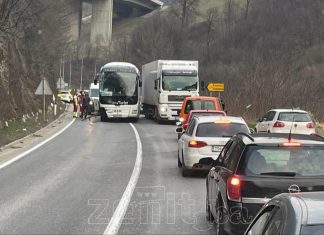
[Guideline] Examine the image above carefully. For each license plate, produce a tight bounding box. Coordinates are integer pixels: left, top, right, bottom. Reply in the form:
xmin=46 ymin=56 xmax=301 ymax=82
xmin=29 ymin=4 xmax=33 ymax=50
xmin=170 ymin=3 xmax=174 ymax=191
xmin=211 ymin=145 xmax=223 ymax=152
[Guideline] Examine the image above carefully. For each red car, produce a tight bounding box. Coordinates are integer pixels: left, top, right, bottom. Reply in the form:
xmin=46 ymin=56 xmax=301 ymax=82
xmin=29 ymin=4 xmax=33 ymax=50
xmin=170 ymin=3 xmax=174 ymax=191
xmin=177 ymin=110 xmax=226 ymax=139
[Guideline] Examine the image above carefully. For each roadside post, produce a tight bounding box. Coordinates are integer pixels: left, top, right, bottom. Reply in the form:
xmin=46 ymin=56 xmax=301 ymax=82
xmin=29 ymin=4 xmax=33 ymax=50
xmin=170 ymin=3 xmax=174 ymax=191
xmin=53 ymin=94 xmax=57 ymax=116
xmin=207 ymin=83 xmax=224 ymax=97
xmin=35 ymin=77 xmax=53 ymax=121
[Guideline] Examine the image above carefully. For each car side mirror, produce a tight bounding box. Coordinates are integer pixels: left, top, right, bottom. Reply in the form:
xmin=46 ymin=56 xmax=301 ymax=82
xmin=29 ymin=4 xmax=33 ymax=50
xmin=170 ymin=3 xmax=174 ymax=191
xmin=175 ymin=127 xmax=184 ymax=133
xmin=249 ymin=128 xmax=255 ymax=134
xmin=154 ymin=80 xmax=158 ymax=90
xmin=213 ymin=159 xmax=220 ymax=167
xmin=200 ymin=81 xmax=205 ymax=91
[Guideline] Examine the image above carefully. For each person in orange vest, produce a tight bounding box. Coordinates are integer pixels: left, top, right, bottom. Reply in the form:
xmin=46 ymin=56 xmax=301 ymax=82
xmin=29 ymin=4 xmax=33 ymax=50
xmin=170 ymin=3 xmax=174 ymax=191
xmin=72 ymin=90 xmax=78 ymax=118
xmin=78 ymin=91 xmax=84 ymax=118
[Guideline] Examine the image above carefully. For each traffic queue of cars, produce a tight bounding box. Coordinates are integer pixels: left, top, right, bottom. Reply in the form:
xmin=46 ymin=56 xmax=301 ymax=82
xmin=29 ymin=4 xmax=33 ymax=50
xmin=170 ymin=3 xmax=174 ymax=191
xmin=175 ymin=99 xmax=324 ymax=235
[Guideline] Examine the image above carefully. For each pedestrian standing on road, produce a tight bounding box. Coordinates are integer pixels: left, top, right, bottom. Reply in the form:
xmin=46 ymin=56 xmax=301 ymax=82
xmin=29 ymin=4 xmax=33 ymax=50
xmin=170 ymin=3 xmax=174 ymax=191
xmin=72 ymin=90 xmax=78 ymax=118
xmin=78 ymin=91 xmax=84 ymax=118
xmin=81 ymin=92 xmax=91 ymax=119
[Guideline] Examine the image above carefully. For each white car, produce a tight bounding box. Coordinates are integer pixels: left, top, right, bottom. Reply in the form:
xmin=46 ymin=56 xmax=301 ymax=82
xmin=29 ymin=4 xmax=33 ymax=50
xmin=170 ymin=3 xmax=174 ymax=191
xmin=177 ymin=116 xmax=250 ymax=177
xmin=255 ymin=109 xmax=315 ymax=134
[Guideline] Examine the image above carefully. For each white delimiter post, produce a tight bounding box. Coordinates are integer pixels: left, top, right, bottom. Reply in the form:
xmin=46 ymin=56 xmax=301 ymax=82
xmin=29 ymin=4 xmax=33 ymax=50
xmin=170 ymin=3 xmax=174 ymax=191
xmin=90 ymin=0 xmax=113 ymax=47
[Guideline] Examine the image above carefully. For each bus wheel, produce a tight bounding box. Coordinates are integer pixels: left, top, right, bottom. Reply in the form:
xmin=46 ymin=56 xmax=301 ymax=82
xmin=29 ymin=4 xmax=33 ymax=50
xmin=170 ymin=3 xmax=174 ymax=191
xmin=100 ymin=109 xmax=108 ymax=122
xmin=129 ymin=117 xmax=139 ymax=123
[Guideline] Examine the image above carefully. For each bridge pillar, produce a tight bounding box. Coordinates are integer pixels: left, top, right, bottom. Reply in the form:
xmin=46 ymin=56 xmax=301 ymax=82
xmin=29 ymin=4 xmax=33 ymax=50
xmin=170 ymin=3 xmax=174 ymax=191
xmin=91 ymin=0 xmax=113 ymax=47
xmin=67 ymin=0 xmax=82 ymax=41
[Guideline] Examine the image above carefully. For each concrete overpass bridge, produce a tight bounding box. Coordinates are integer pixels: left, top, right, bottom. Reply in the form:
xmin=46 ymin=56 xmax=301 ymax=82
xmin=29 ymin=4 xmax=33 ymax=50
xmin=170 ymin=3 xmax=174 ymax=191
xmin=67 ymin=0 xmax=163 ymax=47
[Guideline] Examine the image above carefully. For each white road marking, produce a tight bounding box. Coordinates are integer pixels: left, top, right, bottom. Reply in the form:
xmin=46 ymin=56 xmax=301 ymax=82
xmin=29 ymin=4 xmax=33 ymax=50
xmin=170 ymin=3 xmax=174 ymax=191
xmin=103 ymin=123 xmax=143 ymax=235
xmin=0 ymin=118 xmax=76 ymax=170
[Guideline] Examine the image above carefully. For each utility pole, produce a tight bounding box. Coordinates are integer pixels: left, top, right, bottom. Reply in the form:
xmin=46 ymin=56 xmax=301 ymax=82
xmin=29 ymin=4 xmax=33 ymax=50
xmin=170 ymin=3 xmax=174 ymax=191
xmin=42 ymin=77 xmax=46 ymax=121
xmin=80 ymin=57 xmax=84 ymax=91
xmin=69 ymin=55 xmax=72 ymax=90
xmin=62 ymin=56 xmax=65 ymax=89
xmin=94 ymin=60 xmax=97 ymax=77
xmin=59 ymin=57 xmax=62 ymax=90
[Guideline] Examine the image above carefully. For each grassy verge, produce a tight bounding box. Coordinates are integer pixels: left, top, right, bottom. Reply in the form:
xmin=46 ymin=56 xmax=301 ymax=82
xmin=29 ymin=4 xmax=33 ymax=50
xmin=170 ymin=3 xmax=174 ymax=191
xmin=0 ymin=103 xmax=67 ymax=148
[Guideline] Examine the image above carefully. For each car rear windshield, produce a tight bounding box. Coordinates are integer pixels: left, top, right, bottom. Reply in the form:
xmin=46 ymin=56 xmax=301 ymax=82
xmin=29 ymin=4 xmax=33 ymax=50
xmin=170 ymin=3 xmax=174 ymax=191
xmin=192 ymin=112 xmax=225 ymax=117
xmin=239 ymin=146 xmax=324 ymax=176
xmin=196 ymin=122 xmax=249 ymax=137
xmin=185 ymin=100 xmax=216 ymax=114
xmin=278 ymin=112 xmax=311 ymax=122
xmin=301 ymin=225 xmax=324 ymax=234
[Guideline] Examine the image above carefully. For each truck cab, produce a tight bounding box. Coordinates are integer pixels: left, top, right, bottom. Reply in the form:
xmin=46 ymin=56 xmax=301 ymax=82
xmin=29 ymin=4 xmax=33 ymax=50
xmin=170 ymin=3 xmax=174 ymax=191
xmin=142 ymin=60 xmax=200 ymax=123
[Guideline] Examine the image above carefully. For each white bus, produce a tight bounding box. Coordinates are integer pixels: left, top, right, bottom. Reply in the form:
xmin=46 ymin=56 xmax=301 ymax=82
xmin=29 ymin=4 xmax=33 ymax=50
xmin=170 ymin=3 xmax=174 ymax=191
xmin=96 ymin=62 xmax=141 ymax=122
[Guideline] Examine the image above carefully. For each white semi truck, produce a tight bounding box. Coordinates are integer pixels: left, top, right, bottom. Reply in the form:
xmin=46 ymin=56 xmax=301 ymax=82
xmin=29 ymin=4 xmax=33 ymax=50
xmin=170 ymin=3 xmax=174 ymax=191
xmin=142 ymin=60 xmax=200 ymax=123
xmin=96 ymin=62 xmax=141 ymax=122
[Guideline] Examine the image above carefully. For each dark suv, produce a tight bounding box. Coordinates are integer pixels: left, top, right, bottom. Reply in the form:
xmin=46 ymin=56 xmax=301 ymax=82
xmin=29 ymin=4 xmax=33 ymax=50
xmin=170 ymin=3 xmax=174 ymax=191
xmin=206 ymin=133 xmax=324 ymax=235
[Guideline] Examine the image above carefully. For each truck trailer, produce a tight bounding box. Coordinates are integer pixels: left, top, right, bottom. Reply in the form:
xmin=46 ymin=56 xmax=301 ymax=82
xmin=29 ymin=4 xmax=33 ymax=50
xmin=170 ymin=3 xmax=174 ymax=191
xmin=142 ymin=60 xmax=200 ymax=123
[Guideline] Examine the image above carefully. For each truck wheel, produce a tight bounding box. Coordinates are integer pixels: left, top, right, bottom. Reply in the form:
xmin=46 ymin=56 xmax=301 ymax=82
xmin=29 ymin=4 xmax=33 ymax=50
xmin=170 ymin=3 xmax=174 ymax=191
xmin=154 ymin=107 xmax=161 ymax=124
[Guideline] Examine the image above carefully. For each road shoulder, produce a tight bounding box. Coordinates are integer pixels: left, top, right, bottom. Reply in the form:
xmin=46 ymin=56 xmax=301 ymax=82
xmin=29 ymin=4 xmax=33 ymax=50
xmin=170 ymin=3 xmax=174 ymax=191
xmin=0 ymin=110 xmax=75 ymax=166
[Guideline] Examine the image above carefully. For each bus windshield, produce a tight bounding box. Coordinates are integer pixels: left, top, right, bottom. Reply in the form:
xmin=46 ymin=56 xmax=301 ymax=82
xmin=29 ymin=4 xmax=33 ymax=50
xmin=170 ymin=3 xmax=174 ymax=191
xmin=100 ymin=71 xmax=138 ymax=97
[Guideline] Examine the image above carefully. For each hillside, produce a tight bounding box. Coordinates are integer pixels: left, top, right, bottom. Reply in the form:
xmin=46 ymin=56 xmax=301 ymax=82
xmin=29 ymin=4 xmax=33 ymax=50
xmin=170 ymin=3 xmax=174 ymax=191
xmin=0 ymin=1 xmax=70 ymax=126
xmin=111 ymin=0 xmax=324 ymax=121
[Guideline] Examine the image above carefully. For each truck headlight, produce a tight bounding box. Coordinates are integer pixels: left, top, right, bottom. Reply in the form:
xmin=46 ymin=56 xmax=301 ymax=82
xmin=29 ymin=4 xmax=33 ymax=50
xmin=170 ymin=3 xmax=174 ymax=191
xmin=179 ymin=117 xmax=185 ymax=122
xmin=160 ymin=107 xmax=167 ymax=112
xmin=89 ymin=101 xmax=93 ymax=105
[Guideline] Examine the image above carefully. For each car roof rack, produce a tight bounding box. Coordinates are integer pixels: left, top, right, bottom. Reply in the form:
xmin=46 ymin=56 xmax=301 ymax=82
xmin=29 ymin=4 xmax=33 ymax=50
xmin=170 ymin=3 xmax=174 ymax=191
xmin=236 ymin=132 xmax=254 ymax=142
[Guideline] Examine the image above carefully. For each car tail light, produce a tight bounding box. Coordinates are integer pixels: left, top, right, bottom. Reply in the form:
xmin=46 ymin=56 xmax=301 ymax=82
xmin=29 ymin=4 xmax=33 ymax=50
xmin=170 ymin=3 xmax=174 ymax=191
xmin=183 ymin=123 xmax=189 ymax=129
xmin=188 ymin=140 xmax=207 ymax=148
xmin=282 ymin=142 xmax=301 ymax=147
xmin=306 ymin=123 xmax=314 ymax=129
xmin=273 ymin=121 xmax=285 ymax=128
xmin=227 ymin=176 xmax=241 ymax=202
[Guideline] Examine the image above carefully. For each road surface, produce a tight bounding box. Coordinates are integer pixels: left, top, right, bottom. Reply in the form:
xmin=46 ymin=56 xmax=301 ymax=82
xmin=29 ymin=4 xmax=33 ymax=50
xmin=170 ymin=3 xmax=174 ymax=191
xmin=0 ymin=117 xmax=216 ymax=234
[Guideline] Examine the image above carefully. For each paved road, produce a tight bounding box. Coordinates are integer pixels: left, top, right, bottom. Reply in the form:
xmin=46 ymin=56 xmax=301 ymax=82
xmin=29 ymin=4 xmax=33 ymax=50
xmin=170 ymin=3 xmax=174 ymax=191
xmin=0 ymin=117 xmax=216 ymax=234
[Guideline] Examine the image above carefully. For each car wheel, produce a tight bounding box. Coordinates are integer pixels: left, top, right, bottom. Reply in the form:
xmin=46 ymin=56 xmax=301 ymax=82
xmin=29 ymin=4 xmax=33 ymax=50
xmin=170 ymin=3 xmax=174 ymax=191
xmin=215 ymin=196 xmax=225 ymax=235
xmin=182 ymin=168 xmax=189 ymax=177
xmin=178 ymin=151 xmax=182 ymax=168
xmin=182 ymin=155 xmax=190 ymax=177
xmin=206 ymin=188 xmax=214 ymax=222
